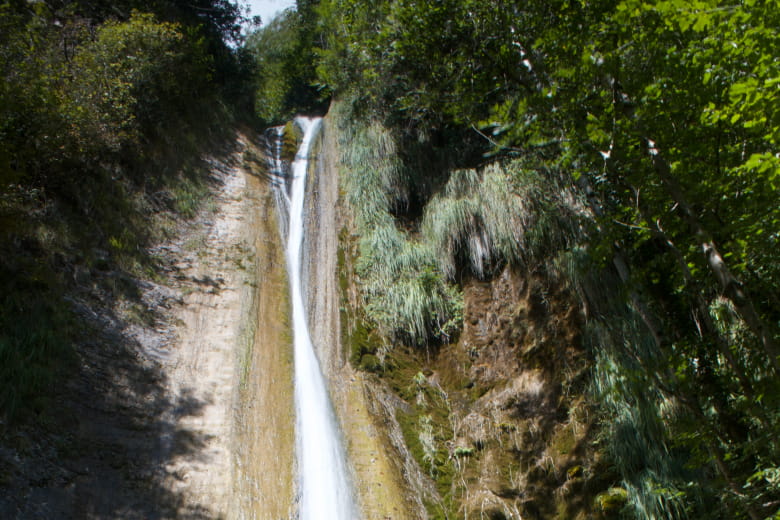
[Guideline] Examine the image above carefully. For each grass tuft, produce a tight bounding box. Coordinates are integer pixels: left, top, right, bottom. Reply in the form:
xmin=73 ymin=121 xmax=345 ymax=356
xmin=334 ymin=103 xmax=461 ymax=345
xmin=422 ymin=161 xmax=585 ymax=280
xmin=0 ymin=289 xmax=76 ymax=421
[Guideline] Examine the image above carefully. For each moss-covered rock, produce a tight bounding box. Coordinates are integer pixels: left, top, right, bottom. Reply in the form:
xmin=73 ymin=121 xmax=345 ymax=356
xmin=595 ymin=487 xmax=628 ymax=517
xmin=281 ymin=121 xmax=302 ymax=162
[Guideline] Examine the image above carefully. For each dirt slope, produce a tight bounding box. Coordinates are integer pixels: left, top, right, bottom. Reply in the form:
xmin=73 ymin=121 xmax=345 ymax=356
xmin=0 ymin=132 xmax=293 ymax=519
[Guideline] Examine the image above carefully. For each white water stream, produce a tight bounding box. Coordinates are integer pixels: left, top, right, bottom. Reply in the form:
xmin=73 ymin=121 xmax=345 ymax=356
xmin=278 ymin=117 xmax=357 ymax=520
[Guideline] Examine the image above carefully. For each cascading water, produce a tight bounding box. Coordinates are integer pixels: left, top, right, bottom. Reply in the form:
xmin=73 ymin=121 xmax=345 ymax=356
xmin=272 ymin=116 xmax=357 ymax=520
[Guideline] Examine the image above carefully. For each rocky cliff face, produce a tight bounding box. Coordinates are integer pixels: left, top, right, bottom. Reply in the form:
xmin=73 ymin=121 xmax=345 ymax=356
xmin=432 ymin=267 xmax=598 ymax=519
xmin=300 ymin=120 xmax=425 ymax=519
xmin=344 ymin=269 xmax=606 ymax=520
xmin=315 ymin=111 xmax=613 ymax=519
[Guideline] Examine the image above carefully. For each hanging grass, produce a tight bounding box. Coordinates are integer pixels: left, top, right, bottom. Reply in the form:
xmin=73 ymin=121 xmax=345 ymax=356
xmin=422 ymin=161 xmax=586 ymax=280
xmin=334 ymin=100 xmax=587 ymax=345
xmin=558 ymin=238 xmax=779 ymax=518
xmin=357 ymin=230 xmax=462 ymax=343
xmin=587 ymin=308 xmax=697 ymax=520
xmin=549 ymin=246 xmax=700 ymax=519
xmin=334 ymin=102 xmax=461 ymax=345
xmin=334 ymin=102 xmax=408 ymax=228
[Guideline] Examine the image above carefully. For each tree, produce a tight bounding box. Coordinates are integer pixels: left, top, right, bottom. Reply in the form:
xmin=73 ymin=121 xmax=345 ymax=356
xmin=245 ymin=8 xmax=327 ymax=123
xmin=309 ymin=0 xmax=780 ymax=516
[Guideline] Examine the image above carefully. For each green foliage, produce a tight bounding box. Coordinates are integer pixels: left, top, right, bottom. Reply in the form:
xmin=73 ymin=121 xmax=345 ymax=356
xmin=0 ymin=288 xmax=75 ymax=420
xmin=422 ymin=162 xmax=583 ymax=279
xmin=65 ymin=12 xmax=213 ymax=152
xmin=595 ymin=487 xmax=629 ymax=516
xmin=314 ymin=0 xmax=780 ymax=515
xmin=588 ymin=314 xmax=694 ymax=520
xmin=246 ymin=11 xmax=302 ymax=123
xmin=0 ymin=1 xmax=250 ymax=422
xmin=334 ymin=103 xmax=462 ymax=344
xmin=245 ymin=9 xmax=328 ymax=124
xmin=315 ymin=0 xmax=528 ymax=123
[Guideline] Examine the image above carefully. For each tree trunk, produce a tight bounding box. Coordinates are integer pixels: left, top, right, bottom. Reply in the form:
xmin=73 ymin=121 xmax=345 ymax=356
xmin=644 ymin=140 xmax=780 ymax=374
xmin=578 ymin=176 xmax=665 ymax=347
xmin=638 ymin=210 xmax=758 ymax=400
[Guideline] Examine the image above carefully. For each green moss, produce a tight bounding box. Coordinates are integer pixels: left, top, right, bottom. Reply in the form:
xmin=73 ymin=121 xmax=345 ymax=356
xmin=454 ymin=446 xmax=475 ymax=457
xmin=337 ymin=225 xmax=385 ymax=372
xmin=282 ymin=121 xmax=302 ymax=162
xmin=359 ymin=354 xmax=382 ymax=373
xmin=392 ymin=362 xmax=460 ymax=518
xmin=568 ymin=465 xmax=585 ymax=479
xmin=396 ymin=409 xmax=426 ymax=468
xmin=348 ymin=319 xmax=381 ymax=367
xmin=551 ymin=422 xmax=578 ymax=458
xmin=595 ymin=487 xmax=628 ymax=516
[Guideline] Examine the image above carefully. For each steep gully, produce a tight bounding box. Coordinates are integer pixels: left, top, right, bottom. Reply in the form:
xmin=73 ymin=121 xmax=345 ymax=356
xmin=0 ymin=111 xmax=593 ymax=518
xmin=0 ymin=117 xmax=417 ymax=518
xmin=273 ymin=117 xmax=356 ymax=519
xmin=159 ymin=114 xmax=415 ymax=519
xmin=148 ymin=115 xmax=410 ymax=519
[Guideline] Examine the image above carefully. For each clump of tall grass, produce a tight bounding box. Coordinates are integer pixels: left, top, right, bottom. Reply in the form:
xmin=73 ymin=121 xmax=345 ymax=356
xmin=352 ymin=199 xmax=462 ymax=342
xmin=552 ymin=248 xmax=698 ymax=518
xmin=422 ymin=162 xmax=585 ymax=279
xmin=587 ymin=304 xmax=696 ymax=520
xmin=0 ymin=289 xmax=74 ymax=420
xmin=334 ymin=102 xmax=461 ymax=344
xmin=557 ymin=233 xmax=776 ymax=518
xmin=334 ymin=106 xmax=409 ymax=228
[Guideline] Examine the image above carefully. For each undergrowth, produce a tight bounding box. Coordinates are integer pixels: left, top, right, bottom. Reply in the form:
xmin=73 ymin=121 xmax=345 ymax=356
xmin=0 ymin=103 xmax=233 ymax=423
xmin=0 ymin=287 xmax=76 ymax=420
xmin=333 ymin=101 xmax=462 ymax=345
xmin=333 ymin=99 xmax=585 ymax=348
xmin=422 ymin=161 xmax=584 ymax=280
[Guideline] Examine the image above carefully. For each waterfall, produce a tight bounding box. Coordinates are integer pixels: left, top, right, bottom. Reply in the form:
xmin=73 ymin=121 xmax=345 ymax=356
xmin=274 ymin=116 xmax=357 ymax=520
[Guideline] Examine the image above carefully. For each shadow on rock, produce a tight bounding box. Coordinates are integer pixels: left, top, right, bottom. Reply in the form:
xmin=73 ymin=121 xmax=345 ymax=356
xmin=0 ymin=138 xmax=243 ymax=519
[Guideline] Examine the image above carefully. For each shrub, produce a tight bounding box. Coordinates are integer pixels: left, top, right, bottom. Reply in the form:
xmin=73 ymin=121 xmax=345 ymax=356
xmin=66 ymin=12 xmax=212 ymax=153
